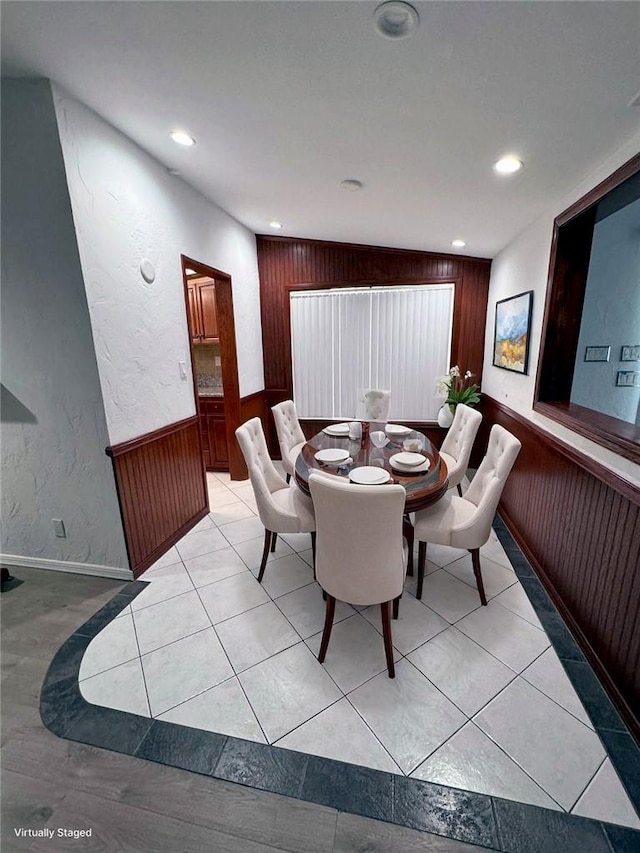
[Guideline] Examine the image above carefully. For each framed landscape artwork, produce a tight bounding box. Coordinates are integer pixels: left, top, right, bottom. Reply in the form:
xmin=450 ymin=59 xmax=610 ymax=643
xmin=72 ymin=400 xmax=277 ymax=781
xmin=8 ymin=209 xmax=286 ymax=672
xmin=493 ymin=290 xmax=533 ymax=374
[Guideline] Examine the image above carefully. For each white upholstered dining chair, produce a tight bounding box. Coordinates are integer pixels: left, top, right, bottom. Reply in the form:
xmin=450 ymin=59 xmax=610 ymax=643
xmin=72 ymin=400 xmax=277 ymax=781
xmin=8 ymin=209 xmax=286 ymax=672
xmin=235 ymin=418 xmax=315 ymax=582
xmin=308 ymin=472 xmax=408 ymax=678
xmin=271 ymin=400 xmax=306 ymax=483
xmin=439 ymin=403 xmax=483 ymax=496
xmin=414 ymin=424 xmax=521 ymax=606
xmin=355 ymin=389 xmax=391 ymax=423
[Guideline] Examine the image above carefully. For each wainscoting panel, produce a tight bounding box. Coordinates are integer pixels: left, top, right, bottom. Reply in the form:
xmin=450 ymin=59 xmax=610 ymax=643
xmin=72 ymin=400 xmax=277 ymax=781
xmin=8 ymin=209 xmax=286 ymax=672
xmin=107 ymin=416 xmax=208 ymax=577
xmin=240 ymin=389 xmax=267 ymax=426
xmin=478 ymin=396 xmax=640 ymax=738
xmin=257 ymin=235 xmax=491 ymax=455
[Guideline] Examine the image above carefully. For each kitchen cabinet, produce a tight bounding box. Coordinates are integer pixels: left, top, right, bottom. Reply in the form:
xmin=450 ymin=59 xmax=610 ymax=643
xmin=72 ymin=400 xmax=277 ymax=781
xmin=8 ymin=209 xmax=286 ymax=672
xmin=199 ymin=398 xmax=228 ymax=470
xmin=187 ymin=278 xmax=219 ymax=343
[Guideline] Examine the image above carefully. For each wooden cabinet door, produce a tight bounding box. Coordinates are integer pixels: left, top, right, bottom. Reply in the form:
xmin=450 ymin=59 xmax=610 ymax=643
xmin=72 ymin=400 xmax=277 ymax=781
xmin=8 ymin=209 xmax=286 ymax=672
xmin=211 ymin=417 xmax=229 ymax=464
xmin=198 ymin=281 xmax=219 ymax=342
xmin=186 ymin=281 xmax=201 ymax=342
xmin=199 ymin=412 xmax=211 ymax=468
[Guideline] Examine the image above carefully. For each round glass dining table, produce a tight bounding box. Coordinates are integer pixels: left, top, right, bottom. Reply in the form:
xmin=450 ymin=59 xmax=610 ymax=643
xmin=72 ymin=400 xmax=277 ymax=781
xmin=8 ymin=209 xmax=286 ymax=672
xmin=294 ymin=425 xmax=449 ymax=513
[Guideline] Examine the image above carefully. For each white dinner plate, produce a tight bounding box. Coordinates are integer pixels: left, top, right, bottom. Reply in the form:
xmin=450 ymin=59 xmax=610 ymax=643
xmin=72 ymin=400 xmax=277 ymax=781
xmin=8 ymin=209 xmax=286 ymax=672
xmin=315 ymin=448 xmax=350 ymax=465
xmin=385 ymin=424 xmax=412 ymax=436
xmin=348 ymin=466 xmax=391 ymax=485
xmin=322 ymin=423 xmax=350 ymax=436
xmin=391 ymin=451 xmax=425 ymax=467
xmin=389 ymin=455 xmax=431 ymax=474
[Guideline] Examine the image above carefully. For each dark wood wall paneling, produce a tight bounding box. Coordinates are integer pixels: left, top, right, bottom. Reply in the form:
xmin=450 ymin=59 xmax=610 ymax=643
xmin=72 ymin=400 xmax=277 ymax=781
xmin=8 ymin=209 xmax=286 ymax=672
xmin=476 ymin=395 xmax=640 ymax=738
xmin=240 ymin=389 xmax=267 ymax=425
xmin=257 ymin=235 xmax=492 ymax=453
xmin=107 ymin=416 xmax=209 ymax=577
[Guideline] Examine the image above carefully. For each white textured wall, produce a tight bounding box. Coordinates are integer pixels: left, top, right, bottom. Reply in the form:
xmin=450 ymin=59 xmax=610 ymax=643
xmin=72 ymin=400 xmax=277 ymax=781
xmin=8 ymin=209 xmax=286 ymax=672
xmin=482 ymin=131 xmax=640 ymax=487
xmin=1 ymin=79 xmax=129 ymax=569
xmin=571 ymin=198 xmax=640 ymax=423
xmin=52 ymin=85 xmax=264 ymax=446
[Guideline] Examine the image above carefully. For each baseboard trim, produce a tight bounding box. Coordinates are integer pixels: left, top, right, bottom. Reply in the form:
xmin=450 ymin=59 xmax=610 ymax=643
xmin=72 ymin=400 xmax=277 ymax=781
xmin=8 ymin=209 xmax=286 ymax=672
xmin=0 ymin=553 xmax=134 ymax=581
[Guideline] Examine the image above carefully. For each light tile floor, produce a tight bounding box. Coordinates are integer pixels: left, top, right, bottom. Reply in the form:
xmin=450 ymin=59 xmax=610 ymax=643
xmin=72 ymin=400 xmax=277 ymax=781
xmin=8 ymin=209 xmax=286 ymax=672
xmin=80 ymin=469 xmax=640 ymax=829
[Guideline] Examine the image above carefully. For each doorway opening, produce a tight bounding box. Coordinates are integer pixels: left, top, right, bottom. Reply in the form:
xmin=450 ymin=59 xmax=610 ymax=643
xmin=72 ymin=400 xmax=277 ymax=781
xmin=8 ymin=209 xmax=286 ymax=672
xmin=180 ymin=255 xmax=247 ymax=480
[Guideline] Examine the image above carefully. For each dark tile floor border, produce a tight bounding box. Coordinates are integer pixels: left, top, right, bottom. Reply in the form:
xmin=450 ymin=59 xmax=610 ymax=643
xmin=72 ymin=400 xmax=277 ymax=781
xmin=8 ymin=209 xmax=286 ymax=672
xmin=39 ymin=520 xmax=640 ymax=853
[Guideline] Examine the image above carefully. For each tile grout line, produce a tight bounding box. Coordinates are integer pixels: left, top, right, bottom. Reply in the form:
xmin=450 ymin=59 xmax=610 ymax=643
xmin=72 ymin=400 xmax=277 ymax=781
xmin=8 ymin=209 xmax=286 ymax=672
xmin=186 ymin=561 xmax=272 ymax=745
xmin=41 ymin=524 xmax=640 ymax=849
xmin=568 ymin=753 xmax=609 ymax=815
xmin=142 ymin=521 xmax=578 ymax=805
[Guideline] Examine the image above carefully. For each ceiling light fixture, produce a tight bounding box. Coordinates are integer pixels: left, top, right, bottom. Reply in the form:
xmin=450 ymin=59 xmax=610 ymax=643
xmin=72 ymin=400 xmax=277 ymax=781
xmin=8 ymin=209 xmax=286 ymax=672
xmin=269 ymin=221 xmax=284 ymax=229
xmin=451 ymin=239 xmax=466 ymax=248
xmin=373 ymin=1 xmax=419 ymax=40
xmin=340 ymin=179 xmax=364 ymax=192
xmin=494 ymin=156 xmax=523 ymax=175
xmin=170 ymin=130 xmax=196 ymax=147
xmin=185 ymin=268 xmax=197 ymax=276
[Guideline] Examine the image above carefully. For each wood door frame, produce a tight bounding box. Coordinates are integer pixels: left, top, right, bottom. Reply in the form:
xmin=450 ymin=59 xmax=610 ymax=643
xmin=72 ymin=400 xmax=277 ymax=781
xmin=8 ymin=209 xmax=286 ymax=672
xmin=180 ymin=255 xmax=246 ymax=480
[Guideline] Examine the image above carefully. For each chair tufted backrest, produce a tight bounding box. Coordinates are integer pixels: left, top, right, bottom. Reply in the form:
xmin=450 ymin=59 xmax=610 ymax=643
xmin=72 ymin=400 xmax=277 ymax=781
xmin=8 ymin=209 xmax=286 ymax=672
xmin=235 ymin=418 xmax=289 ymax=528
xmin=440 ymin=404 xmax=483 ymax=467
xmin=309 ymin=472 xmax=406 ymax=606
xmin=461 ymin=424 xmax=521 ymax=544
xmin=271 ymin=400 xmax=306 ymax=464
xmin=355 ymin=389 xmax=391 ymax=423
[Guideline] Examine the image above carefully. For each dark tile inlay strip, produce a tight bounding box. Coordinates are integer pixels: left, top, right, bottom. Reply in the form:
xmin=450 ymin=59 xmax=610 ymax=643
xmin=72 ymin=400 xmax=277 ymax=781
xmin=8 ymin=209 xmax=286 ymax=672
xmin=563 ymin=659 xmax=628 ymax=732
xmin=40 ymin=673 xmax=86 ymax=737
xmin=603 ymin=821 xmax=640 ymax=853
xmin=214 ymin=737 xmax=308 ymax=799
xmin=67 ymin=705 xmax=153 ymax=754
xmin=394 ymin=776 xmax=498 ymax=849
xmin=136 ymin=719 xmax=226 ymax=775
xmin=74 ymin=593 xmax=139 ymax=637
xmin=301 ymin=756 xmax=393 ymax=823
xmin=598 ymin=730 xmax=640 ymax=808
xmin=492 ymin=798 xmax=611 ymax=853
xmin=37 ymin=544 xmax=640 ymax=852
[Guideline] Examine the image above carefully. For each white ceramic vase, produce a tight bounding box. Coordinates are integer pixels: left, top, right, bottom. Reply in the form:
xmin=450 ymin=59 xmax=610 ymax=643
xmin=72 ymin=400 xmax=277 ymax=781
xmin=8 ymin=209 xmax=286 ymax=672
xmin=437 ymin=403 xmax=454 ymax=428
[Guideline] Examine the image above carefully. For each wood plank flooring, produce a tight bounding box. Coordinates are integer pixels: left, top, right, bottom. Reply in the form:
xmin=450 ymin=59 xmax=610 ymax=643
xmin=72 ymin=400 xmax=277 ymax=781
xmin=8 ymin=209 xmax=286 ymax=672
xmin=1 ymin=567 xmax=491 ymax=852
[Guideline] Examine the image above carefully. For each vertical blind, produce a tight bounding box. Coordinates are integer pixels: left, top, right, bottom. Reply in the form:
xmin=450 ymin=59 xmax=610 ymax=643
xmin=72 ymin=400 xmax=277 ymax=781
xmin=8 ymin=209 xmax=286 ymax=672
xmin=291 ymin=284 xmax=454 ymax=420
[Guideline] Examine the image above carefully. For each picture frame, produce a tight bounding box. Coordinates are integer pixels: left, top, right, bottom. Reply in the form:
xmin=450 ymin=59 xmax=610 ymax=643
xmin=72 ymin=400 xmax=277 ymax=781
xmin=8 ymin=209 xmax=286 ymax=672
xmin=616 ymin=370 xmax=640 ymax=387
xmin=584 ymin=345 xmax=611 ymax=362
xmin=493 ymin=290 xmax=534 ymax=374
xmin=620 ymin=345 xmax=640 ymax=362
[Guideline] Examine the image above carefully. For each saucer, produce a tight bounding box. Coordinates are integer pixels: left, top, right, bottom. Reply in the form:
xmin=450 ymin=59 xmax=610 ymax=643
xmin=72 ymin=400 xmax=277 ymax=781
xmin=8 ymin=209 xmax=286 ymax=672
xmin=349 ymin=467 xmax=391 ymax=485
xmin=392 ymin=451 xmax=425 ymax=467
xmin=385 ymin=424 xmax=411 ymax=436
xmin=389 ymin=454 xmax=431 ymax=474
xmin=322 ymin=423 xmax=350 ymax=436
xmin=315 ymin=448 xmax=350 ymax=465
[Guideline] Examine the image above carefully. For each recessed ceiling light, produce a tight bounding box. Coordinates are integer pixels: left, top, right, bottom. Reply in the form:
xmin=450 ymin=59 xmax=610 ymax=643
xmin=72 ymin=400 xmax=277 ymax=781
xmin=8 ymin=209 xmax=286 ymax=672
xmin=340 ymin=179 xmax=364 ymax=192
xmin=451 ymin=239 xmax=466 ymax=248
xmin=170 ymin=130 xmax=196 ymax=147
xmin=494 ymin=156 xmax=523 ymax=175
xmin=373 ymin=1 xmax=419 ymax=40
xmin=185 ymin=268 xmax=197 ymax=276
xmin=269 ymin=221 xmax=284 ymax=229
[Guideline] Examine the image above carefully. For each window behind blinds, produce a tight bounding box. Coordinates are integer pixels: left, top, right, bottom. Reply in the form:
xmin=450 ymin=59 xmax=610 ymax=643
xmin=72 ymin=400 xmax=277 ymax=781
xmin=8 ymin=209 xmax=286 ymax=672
xmin=290 ymin=284 xmax=454 ymax=420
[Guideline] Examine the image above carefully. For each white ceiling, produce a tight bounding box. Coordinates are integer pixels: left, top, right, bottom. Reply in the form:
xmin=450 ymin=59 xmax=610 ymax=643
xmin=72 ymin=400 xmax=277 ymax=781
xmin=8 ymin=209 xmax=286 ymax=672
xmin=2 ymin=1 xmax=639 ymax=257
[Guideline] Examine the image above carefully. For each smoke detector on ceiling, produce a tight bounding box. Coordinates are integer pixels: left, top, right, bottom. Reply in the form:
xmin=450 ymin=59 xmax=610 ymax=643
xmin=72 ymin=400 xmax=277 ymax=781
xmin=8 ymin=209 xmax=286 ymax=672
xmin=373 ymin=2 xmax=419 ymax=40
xmin=340 ymin=179 xmax=364 ymax=192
